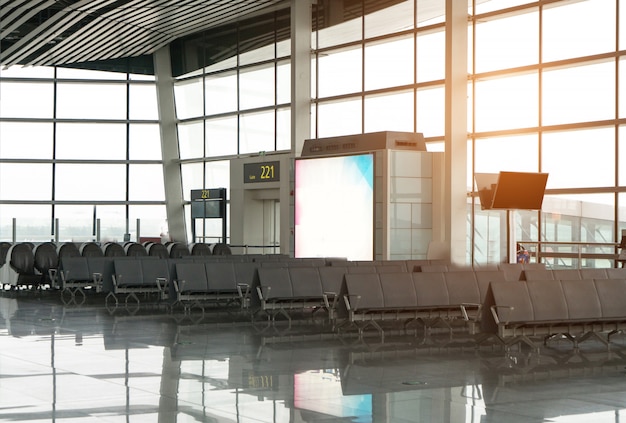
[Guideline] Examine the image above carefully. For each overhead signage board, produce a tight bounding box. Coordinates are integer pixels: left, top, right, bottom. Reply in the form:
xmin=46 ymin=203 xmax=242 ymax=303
xmin=244 ymin=161 xmax=280 ymax=183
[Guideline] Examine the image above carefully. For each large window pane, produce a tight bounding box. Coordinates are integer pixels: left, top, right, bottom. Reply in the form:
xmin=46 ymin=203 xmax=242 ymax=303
xmin=542 ymin=61 xmax=615 ymax=126
xmin=55 ymin=205 xmax=99 ymax=242
xmin=276 ymin=108 xmax=291 ymax=151
xmin=129 ymin=83 xmax=158 ymax=120
xmin=129 ymin=124 xmax=161 ymax=160
xmin=542 ymin=127 xmax=615 ymax=189
xmin=473 ymin=205 xmax=506 ymax=265
xmin=181 ymin=163 xmax=204 ymax=201
xmin=56 ymin=67 xmax=126 ymax=80
xmin=475 ymin=0 xmax=535 ymax=14
xmin=317 ymin=46 xmax=362 ymax=98
xmin=542 ymin=193 xmax=615 ymax=268
xmin=56 ymin=82 xmax=127 ymax=119
xmin=416 ymin=86 xmax=444 ymax=138
xmin=205 ymin=160 xmax=230 ymax=189
xmin=240 ymin=44 xmax=275 ymax=67
xmin=619 ymin=125 xmax=626 ymax=186
xmin=317 ymin=98 xmax=362 ymax=138
xmin=316 ymin=1 xmax=362 ymax=49
xmin=0 ymin=122 xmax=53 ymax=159
xmin=174 ymin=78 xmax=204 ymax=119
xmin=239 ymin=64 xmax=275 ymax=110
xmin=56 ymin=123 xmax=126 ymax=160
xmin=416 ymin=30 xmax=445 ymax=83
xmin=364 ymin=35 xmax=414 ymax=91
xmin=0 ymin=81 xmax=53 ymax=118
xmin=0 ymin=163 xmax=52 ymax=201
xmin=0 ymin=205 xmax=52 ymax=242
xmin=474 ymin=9 xmax=539 ymax=73
xmin=206 ymin=116 xmax=238 ymax=157
xmin=129 ymin=164 xmax=165 ymax=201
xmin=474 ymin=134 xmax=539 ymax=174
xmin=543 ymin=0 xmax=615 ymax=62
xmin=619 ymin=58 xmax=626 ymax=119
xmin=205 ymin=71 xmax=237 ymax=115
xmin=364 ymin=91 xmax=414 ymax=133
xmin=129 ymin=205 xmax=168 ymax=240
xmin=239 ymin=111 xmax=275 ymax=155
xmin=277 ymin=61 xmax=291 ymax=105
xmin=365 ymin=0 xmax=414 ymax=39
xmin=474 ymin=73 xmax=538 ymax=132
xmin=0 ymin=66 xmax=53 ymax=78
xmin=55 ymin=164 xmax=126 ymax=201
xmin=178 ymin=121 xmax=205 ymax=160
xmin=96 ymin=205 xmax=127 ymax=243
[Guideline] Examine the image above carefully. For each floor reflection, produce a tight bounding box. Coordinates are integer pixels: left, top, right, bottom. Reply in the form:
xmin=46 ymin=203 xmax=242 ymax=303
xmin=2 ymin=292 xmax=626 ymax=422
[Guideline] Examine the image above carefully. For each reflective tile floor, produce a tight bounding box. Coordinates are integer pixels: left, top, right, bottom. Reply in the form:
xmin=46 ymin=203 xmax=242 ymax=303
xmin=3 ymin=292 xmax=626 ymax=422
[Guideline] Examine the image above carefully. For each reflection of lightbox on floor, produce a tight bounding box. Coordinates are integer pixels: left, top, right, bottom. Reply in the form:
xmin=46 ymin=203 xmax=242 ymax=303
xmin=295 ymin=154 xmax=374 ymax=261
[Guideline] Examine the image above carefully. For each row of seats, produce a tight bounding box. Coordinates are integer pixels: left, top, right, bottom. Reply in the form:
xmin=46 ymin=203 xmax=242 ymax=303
xmin=484 ymin=278 xmax=626 ymax=350
xmin=335 ymin=270 xmax=508 ymax=340
xmin=0 ymin=240 xmax=236 ymax=290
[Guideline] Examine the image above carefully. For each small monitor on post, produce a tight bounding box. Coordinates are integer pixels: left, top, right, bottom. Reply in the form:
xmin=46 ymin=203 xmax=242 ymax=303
xmin=475 ymin=171 xmax=548 ymax=210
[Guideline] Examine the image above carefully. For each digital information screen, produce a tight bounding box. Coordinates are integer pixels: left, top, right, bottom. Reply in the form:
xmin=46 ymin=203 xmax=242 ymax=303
xmin=243 ymin=161 xmax=280 ymax=183
xmin=190 ymin=188 xmax=226 ymax=218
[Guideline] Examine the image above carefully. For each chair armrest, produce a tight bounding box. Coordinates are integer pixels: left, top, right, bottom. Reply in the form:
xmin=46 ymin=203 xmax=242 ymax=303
xmin=237 ymin=283 xmax=250 ymax=298
xmin=323 ymin=291 xmax=338 ymax=309
xmin=173 ymin=279 xmax=184 ymax=293
xmin=48 ymin=268 xmax=58 ymax=287
xmin=490 ymin=305 xmax=515 ymax=325
xmin=92 ymin=272 xmax=103 ymax=291
xmin=156 ymin=277 xmax=168 ymax=291
xmin=343 ymin=294 xmax=361 ymax=311
xmin=256 ymin=285 xmax=271 ymax=301
xmin=460 ymin=303 xmax=482 ymax=321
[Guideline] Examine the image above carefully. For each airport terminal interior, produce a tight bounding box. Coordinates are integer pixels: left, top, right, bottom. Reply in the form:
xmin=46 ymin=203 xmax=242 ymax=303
xmin=4 ymin=0 xmax=626 ymax=421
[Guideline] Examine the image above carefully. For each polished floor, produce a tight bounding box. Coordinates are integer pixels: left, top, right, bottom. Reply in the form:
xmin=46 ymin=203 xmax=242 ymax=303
xmin=2 ymin=292 xmax=626 ymax=422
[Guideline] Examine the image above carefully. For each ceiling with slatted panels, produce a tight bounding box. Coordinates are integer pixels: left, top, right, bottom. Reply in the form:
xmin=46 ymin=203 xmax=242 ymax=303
xmin=0 ymin=0 xmax=288 ymax=68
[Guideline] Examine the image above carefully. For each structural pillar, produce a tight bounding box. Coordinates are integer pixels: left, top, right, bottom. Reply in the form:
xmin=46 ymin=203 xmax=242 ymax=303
xmin=444 ymin=0 xmax=468 ymax=265
xmin=291 ymin=0 xmax=312 ymax=157
xmin=154 ymin=46 xmax=187 ymax=244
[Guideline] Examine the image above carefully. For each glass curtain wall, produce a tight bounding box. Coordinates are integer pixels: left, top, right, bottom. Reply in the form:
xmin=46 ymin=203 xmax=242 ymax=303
xmin=171 ymin=9 xmax=291 ymax=244
xmin=471 ymin=0 xmax=621 ymax=268
xmin=311 ymin=0 xmax=626 ymax=267
xmin=3 ymin=0 xmax=625 ymax=264
xmin=0 ymin=66 xmax=165 ymax=243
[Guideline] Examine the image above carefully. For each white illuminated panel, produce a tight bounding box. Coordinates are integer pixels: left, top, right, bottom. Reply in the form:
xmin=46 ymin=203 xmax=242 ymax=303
xmin=295 ymin=154 xmax=374 ymax=260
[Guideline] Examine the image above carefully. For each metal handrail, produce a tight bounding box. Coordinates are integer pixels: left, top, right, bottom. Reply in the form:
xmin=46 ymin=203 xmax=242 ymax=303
xmin=518 ymin=241 xmax=620 ymax=268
